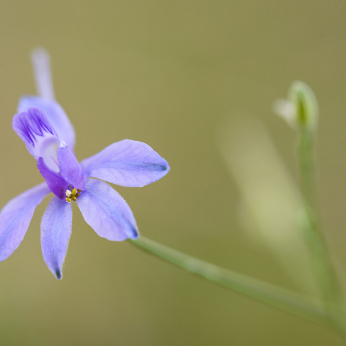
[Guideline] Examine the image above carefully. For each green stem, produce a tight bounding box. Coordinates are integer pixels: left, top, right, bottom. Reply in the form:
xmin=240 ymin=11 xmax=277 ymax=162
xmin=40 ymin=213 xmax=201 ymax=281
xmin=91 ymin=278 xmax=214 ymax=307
xmin=298 ymin=130 xmax=345 ymax=330
xmin=130 ymin=236 xmax=329 ymax=327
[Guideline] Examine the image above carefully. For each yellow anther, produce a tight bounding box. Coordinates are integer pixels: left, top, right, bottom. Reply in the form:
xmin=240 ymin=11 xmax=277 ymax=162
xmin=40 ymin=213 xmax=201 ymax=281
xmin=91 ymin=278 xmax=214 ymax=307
xmin=66 ymin=188 xmax=81 ymax=202
xmin=78 ymin=189 xmax=81 ymax=193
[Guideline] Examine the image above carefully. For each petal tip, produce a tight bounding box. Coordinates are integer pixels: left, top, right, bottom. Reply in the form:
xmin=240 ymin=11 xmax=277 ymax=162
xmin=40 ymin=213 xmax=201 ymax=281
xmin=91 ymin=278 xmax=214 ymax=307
xmin=160 ymin=164 xmax=169 ymax=171
xmin=163 ymin=163 xmax=170 ymax=172
xmin=130 ymin=228 xmax=140 ymax=240
xmin=55 ymin=268 xmax=62 ymax=280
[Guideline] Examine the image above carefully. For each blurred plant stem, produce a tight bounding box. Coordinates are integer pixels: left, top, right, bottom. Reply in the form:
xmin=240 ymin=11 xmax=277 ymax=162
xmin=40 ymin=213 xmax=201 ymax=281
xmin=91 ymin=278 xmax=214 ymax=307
xmin=297 ymin=128 xmax=346 ymax=334
xmin=130 ymin=236 xmax=328 ymax=327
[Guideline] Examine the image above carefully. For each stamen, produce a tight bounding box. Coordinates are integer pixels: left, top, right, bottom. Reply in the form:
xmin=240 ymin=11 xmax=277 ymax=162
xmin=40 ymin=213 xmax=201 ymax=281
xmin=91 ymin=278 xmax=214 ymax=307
xmin=65 ymin=188 xmax=81 ymax=203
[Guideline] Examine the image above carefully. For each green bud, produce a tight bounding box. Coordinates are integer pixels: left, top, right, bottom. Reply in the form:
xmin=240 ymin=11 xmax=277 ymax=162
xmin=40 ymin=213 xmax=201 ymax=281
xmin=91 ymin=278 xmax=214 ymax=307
xmin=288 ymin=81 xmax=318 ymax=132
xmin=274 ymin=81 xmax=318 ymax=132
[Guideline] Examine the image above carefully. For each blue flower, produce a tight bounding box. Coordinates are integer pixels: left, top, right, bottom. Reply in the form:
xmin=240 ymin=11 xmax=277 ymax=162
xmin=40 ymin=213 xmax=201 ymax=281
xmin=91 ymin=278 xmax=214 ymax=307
xmin=0 ymin=49 xmax=169 ymax=279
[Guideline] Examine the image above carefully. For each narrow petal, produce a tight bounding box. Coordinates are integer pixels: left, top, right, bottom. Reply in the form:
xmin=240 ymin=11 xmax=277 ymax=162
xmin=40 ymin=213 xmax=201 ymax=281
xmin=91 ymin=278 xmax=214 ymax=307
xmin=0 ymin=183 xmax=50 ymax=261
xmin=31 ymin=48 xmax=55 ymax=101
xmin=18 ymin=96 xmax=75 ymax=150
xmin=37 ymin=158 xmax=69 ymax=199
xmin=41 ymin=196 xmax=72 ymax=279
xmin=77 ymin=179 xmax=138 ymax=241
xmin=57 ymin=146 xmax=85 ymax=190
xmin=81 ymin=140 xmax=170 ymax=187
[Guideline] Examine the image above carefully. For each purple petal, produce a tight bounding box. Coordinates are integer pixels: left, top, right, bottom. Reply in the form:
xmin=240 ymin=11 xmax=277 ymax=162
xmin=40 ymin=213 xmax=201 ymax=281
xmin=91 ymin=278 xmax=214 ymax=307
xmin=41 ymin=196 xmax=72 ymax=279
xmin=57 ymin=146 xmax=85 ymax=190
xmin=77 ymin=179 xmax=138 ymax=241
xmin=18 ymin=96 xmax=75 ymax=150
xmin=81 ymin=140 xmax=170 ymax=187
xmin=12 ymin=108 xmax=55 ymax=147
xmin=37 ymin=158 xmax=69 ymax=199
xmin=0 ymin=183 xmax=50 ymax=261
xmin=12 ymin=108 xmax=60 ymax=172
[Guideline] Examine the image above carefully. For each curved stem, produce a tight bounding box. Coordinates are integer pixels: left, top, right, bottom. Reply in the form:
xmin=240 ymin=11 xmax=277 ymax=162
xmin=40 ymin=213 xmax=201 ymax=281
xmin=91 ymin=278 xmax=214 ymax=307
xmin=298 ymin=132 xmax=344 ymax=303
xmin=130 ymin=236 xmax=329 ymax=327
xmin=297 ymin=130 xmax=346 ymax=331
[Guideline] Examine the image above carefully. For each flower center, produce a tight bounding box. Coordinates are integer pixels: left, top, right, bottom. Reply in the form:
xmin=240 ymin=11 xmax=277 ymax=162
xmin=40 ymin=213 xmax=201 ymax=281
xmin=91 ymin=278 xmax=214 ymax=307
xmin=65 ymin=188 xmax=81 ymax=203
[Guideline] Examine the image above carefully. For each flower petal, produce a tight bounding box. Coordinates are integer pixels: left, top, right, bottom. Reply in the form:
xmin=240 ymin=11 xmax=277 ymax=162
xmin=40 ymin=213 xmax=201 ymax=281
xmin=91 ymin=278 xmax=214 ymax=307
xmin=18 ymin=96 xmax=75 ymax=149
xmin=12 ymin=108 xmax=60 ymax=172
xmin=57 ymin=146 xmax=85 ymax=190
xmin=41 ymin=196 xmax=72 ymax=279
xmin=0 ymin=183 xmax=50 ymax=261
xmin=31 ymin=48 xmax=56 ymax=101
xmin=37 ymin=158 xmax=69 ymax=199
xmin=81 ymin=140 xmax=170 ymax=187
xmin=77 ymin=179 xmax=138 ymax=241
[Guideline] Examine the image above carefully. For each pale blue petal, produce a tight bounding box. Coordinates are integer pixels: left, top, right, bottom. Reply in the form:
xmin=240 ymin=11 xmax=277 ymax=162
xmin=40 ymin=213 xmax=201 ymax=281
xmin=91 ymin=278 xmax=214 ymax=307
xmin=77 ymin=179 xmax=138 ymax=241
xmin=31 ymin=48 xmax=56 ymax=101
xmin=57 ymin=146 xmax=85 ymax=190
xmin=0 ymin=183 xmax=50 ymax=261
xmin=18 ymin=96 xmax=75 ymax=149
xmin=81 ymin=140 xmax=170 ymax=187
xmin=41 ymin=196 xmax=72 ymax=280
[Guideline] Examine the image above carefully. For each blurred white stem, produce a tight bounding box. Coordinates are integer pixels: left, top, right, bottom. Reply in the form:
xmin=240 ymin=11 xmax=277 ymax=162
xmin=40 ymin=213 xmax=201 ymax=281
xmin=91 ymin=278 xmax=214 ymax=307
xmin=31 ymin=48 xmax=55 ymax=100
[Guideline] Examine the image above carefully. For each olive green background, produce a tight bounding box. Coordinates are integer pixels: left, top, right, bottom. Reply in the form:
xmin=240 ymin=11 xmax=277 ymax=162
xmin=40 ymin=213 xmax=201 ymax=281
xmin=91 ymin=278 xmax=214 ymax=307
xmin=0 ymin=1 xmax=345 ymax=345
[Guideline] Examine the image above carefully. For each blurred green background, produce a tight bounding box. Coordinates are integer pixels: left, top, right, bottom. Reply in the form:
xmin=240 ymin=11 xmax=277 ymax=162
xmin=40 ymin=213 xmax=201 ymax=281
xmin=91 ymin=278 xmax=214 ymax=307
xmin=0 ymin=0 xmax=345 ymax=345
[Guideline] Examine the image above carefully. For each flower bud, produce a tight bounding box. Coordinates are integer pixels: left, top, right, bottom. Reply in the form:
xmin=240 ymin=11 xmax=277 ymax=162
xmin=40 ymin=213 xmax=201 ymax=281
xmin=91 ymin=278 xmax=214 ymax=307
xmin=274 ymin=81 xmax=318 ymax=132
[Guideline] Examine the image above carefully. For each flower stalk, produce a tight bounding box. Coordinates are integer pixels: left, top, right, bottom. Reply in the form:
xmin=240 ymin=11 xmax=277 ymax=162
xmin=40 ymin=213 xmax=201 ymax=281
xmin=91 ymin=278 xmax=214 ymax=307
xmin=130 ymin=236 xmax=329 ymax=327
xmin=279 ymin=80 xmax=346 ymax=336
xmin=297 ymin=127 xmax=346 ymax=332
